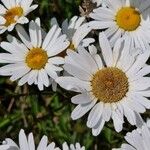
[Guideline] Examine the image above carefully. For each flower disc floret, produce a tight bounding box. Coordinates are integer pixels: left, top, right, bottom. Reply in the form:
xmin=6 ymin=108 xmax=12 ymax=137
xmin=116 ymin=7 xmax=141 ymax=31
xmin=4 ymin=7 xmax=23 ymax=27
xmin=91 ymin=67 xmax=129 ymax=103
xmin=26 ymin=48 xmax=48 ymax=70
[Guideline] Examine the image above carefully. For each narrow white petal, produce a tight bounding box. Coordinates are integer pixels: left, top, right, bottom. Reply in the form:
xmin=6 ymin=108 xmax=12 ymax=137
xmin=28 ymin=133 xmax=35 ymax=150
xmin=37 ymin=136 xmax=48 ymax=150
xmin=16 ymin=25 xmax=32 ymax=49
xmin=71 ymin=93 xmax=92 ymax=104
xmin=99 ymin=32 xmax=113 ymax=67
xmin=56 ymin=77 xmax=90 ymax=92
xmin=19 ymin=129 xmax=29 ymax=150
xmin=92 ymin=118 xmax=105 ymax=136
xmin=87 ymin=102 xmax=103 ymax=128
xmin=71 ymin=100 xmax=96 ymax=120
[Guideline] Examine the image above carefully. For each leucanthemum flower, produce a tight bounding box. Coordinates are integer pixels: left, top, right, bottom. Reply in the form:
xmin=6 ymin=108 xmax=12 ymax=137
xmin=113 ymin=119 xmax=150 ymax=150
xmin=0 ymin=129 xmax=60 ymax=150
xmin=0 ymin=0 xmax=38 ymax=34
xmin=89 ymin=0 xmax=150 ymax=51
xmin=62 ymin=142 xmax=85 ymax=150
xmin=0 ymin=18 xmax=70 ymax=90
xmin=56 ymin=32 xmax=150 ymax=136
xmin=51 ymin=16 xmax=94 ymax=52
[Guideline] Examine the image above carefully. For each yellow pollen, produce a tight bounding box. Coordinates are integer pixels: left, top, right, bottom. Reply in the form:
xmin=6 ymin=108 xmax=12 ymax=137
xmin=26 ymin=48 xmax=48 ymax=70
xmin=68 ymin=43 xmax=75 ymax=50
xmin=91 ymin=67 xmax=129 ymax=103
xmin=115 ymin=7 xmax=141 ymax=31
xmin=4 ymin=6 xmax=23 ymax=27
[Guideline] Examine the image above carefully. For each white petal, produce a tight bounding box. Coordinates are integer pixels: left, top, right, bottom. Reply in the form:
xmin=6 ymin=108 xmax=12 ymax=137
xmin=50 ymin=57 xmax=64 ymax=65
xmin=131 ymin=77 xmax=150 ymax=91
xmin=71 ymin=100 xmax=96 ymax=120
xmin=45 ymin=63 xmax=58 ymax=80
xmin=87 ymin=102 xmax=104 ymax=128
xmin=127 ymin=51 xmax=150 ymax=76
xmin=71 ymin=93 xmax=92 ymax=104
xmin=112 ymin=110 xmax=123 ymax=132
xmin=18 ymin=73 xmax=30 ymax=86
xmin=16 ymin=25 xmax=32 ymax=49
xmin=19 ymin=129 xmax=29 ymax=150
xmin=88 ymin=21 xmax=115 ymax=30
xmin=5 ymin=138 xmax=19 ymax=148
xmin=56 ymin=77 xmax=90 ymax=92
xmin=99 ymin=32 xmax=113 ymax=67
xmin=0 ymin=4 xmax=7 ymax=14
xmin=78 ymin=47 xmax=99 ymax=73
xmin=42 ymin=25 xmax=59 ymax=49
xmin=122 ymin=100 xmax=136 ymax=125
xmin=28 ymin=133 xmax=35 ymax=150
xmin=92 ymin=118 xmax=105 ymax=136
xmin=38 ymin=69 xmax=49 ymax=87
xmin=29 ymin=20 xmax=38 ymax=47
xmin=102 ymin=103 xmax=112 ymax=122
xmin=47 ymin=35 xmax=69 ymax=57
xmin=63 ymin=63 xmax=91 ymax=81
xmin=1 ymin=0 xmax=11 ymax=9
xmin=72 ymin=23 xmax=91 ymax=48
xmin=37 ymin=136 xmax=48 ymax=150
xmin=10 ymin=66 xmax=30 ymax=81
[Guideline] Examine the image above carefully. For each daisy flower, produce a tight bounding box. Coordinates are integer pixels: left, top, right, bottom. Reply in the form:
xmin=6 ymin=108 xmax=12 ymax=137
xmin=56 ymin=32 xmax=150 ymax=136
xmin=0 ymin=0 xmax=38 ymax=34
xmin=62 ymin=142 xmax=85 ymax=150
xmin=0 ymin=18 xmax=70 ymax=90
xmin=0 ymin=129 xmax=60 ymax=150
xmin=51 ymin=16 xmax=94 ymax=52
xmin=89 ymin=0 xmax=150 ymax=51
xmin=113 ymin=119 xmax=150 ymax=150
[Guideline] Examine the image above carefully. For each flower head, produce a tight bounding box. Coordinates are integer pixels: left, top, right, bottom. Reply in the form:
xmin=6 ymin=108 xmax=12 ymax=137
xmin=56 ymin=32 xmax=150 ymax=136
xmin=89 ymin=0 xmax=150 ymax=51
xmin=0 ymin=18 xmax=69 ymax=90
xmin=0 ymin=0 xmax=38 ymax=33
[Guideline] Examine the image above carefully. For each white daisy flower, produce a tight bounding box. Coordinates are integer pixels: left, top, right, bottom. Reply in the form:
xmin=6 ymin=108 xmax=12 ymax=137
xmin=51 ymin=16 xmax=94 ymax=52
xmin=0 ymin=18 xmax=70 ymax=90
xmin=0 ymin=129 xmax=60 ymax=150
xmin=56 ymin=32 xmax=150 ymax=136
xmin=0 ymin=0 xmax=38 ymax=34
xmin=62 ymin=142 xmax=85 ymax=150
xmin=113 ymin=119 xmax=150 ymax=150
xmin=89 ymin=0 xmax=150 ymax=51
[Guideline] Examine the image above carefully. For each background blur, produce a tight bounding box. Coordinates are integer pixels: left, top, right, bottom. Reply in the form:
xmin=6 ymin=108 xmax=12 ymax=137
xmin=0 ymin=0 xmax=149 ymax=149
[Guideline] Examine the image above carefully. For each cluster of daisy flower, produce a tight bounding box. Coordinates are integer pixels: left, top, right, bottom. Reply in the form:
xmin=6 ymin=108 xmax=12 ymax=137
xmin=0 ymin=0 xmax=150 ymax=149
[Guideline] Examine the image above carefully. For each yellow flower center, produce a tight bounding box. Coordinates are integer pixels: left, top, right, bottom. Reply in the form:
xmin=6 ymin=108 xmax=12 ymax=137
xmin=91 ymin=67 xmax=129 ymax=103
xmin=68 ymin=43 xmax=75 ymax=50
xmin=115 ymin=7 xmax=141 ymax=31
xmin=26 ymin=48 xmax=48 ymax=70
xmin=4 ymin=6 xmax=23 ymax=27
